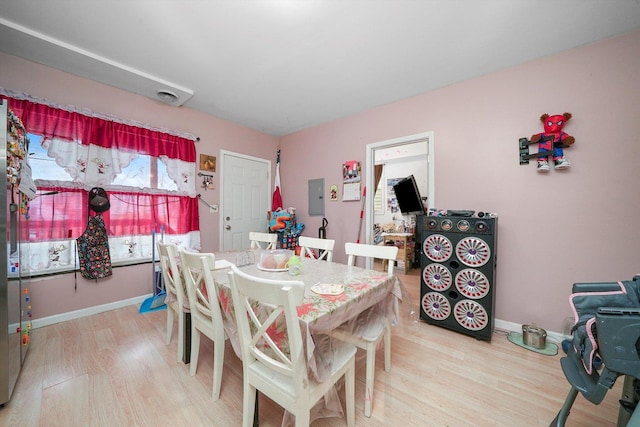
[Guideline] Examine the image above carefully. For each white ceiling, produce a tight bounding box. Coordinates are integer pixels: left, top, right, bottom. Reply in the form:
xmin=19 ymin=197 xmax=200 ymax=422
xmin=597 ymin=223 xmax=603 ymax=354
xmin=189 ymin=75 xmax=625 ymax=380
xmin=1 ymin=1 xmax=639 ymax=137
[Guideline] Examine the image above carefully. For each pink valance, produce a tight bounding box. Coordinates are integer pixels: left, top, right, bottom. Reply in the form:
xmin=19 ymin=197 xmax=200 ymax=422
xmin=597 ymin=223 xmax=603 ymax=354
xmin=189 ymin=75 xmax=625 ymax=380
xmin=0 ymin=94 xmax=196 ymax=162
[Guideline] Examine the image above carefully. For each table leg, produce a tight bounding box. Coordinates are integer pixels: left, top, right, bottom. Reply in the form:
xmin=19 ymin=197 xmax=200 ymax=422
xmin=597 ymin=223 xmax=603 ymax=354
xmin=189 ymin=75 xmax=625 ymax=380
xmin=183 ymin=312 xmax=191 ymax=364
xmin=253 ymin=390 xmax=259 ymax=427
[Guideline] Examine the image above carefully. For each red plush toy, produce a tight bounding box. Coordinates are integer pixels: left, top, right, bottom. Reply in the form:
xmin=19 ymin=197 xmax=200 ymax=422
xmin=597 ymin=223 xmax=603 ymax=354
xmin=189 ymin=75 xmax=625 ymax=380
xmin=530 ymin=112 xmax=575 ymax=172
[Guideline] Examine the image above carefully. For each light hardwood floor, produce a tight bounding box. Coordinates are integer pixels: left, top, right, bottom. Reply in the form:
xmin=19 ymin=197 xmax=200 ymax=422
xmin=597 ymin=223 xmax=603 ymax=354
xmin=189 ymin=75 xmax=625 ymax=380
xmin=0 ymin=265 xmax=624 ymax=426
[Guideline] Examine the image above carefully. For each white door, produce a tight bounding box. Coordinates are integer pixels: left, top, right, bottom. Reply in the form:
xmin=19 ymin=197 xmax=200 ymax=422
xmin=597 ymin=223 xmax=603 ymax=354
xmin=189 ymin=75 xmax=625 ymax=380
xmin=221 ymin=151 xmax=271 ymax=251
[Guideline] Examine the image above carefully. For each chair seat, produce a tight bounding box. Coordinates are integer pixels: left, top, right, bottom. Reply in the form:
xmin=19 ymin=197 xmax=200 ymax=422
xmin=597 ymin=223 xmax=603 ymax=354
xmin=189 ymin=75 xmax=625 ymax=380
xmin=248 ymin=340 xmax=356 ymax=399
xmin=333 ymin=312 xmax=386 ymax=343
xmin=354 ymin=311 xmax=388 ymax=341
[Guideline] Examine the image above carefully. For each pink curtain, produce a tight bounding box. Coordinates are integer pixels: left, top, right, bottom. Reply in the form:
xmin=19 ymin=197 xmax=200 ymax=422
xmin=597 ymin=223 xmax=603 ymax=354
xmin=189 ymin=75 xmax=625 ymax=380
xmin=28 ymin=187 xmax=199 ymax=242
xmin=1 ymin=91 xmax=200 ymax=274
xmin=4 ymin=97 xmax=195 ymax=161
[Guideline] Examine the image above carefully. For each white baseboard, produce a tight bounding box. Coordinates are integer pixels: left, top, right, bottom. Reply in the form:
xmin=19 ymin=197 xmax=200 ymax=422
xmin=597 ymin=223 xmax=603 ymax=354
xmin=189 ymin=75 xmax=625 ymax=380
xmin=30 ymin=294 xmax=152 ymax=329
xmin=29 ymin=298 xmax=567 ymax=346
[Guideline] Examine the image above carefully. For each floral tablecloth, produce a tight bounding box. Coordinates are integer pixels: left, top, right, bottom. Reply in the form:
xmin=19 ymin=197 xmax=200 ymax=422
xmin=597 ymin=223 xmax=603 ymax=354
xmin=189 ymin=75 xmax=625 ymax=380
xmin=211 ymin=254 xmax=406 ymax=383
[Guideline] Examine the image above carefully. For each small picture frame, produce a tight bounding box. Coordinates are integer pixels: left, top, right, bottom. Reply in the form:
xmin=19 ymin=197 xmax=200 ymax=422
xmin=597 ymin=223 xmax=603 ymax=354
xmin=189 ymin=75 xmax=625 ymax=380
xmin=330 ymin=184 xmax=338 ymax=201
xmin=200 ymin=154 xmax=216 ymax=172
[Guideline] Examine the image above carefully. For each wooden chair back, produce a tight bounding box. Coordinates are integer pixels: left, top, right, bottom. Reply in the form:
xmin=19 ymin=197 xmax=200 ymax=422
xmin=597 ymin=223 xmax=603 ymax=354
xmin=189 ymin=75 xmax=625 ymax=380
xmin=298 ymin=236 xmax=335 ymax=261
xmin=249 ymin=231 xmax=277 ymax=249
xmin=228 ymin=266 xmax=356 ymax=426
xmin=344 ymin=242 xmax=398 ymax=277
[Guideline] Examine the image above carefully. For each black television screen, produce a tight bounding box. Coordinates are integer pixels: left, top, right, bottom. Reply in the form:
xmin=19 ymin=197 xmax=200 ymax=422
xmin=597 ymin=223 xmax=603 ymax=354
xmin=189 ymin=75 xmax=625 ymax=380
xmin=393 ymin=175 xmax=425 ymax=214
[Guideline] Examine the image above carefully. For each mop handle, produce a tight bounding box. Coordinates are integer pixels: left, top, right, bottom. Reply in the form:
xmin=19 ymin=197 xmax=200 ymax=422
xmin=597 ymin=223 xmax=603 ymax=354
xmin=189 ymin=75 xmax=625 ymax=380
xmin=151 ymin=229 xmax=156 ymax=292
xmin=356 ymin=186 xmax=366 ymax=243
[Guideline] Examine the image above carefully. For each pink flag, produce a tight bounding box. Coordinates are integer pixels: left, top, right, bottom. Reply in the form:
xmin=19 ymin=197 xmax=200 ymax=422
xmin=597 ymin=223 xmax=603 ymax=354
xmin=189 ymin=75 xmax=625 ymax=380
xmin=271 ymin=149 xmax=283 ymax=211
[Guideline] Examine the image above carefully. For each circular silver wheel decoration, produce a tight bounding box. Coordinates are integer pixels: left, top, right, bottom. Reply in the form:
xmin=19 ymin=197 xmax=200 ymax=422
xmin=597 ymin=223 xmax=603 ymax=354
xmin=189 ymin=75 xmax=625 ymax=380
xmin=421 ymin=292 xmax=451 ymax=321
xmin=453 ymin=300 xmax=489 ymax=331
xmin=423 ymin=263 xmax=452 ymax=291
xmin=455 ymin=269 xmax=489 ymax=299
xmin=455 ymin=237 xmax=490 ymax=267
xmin=423 ymin=234 xmax=453 ymax=262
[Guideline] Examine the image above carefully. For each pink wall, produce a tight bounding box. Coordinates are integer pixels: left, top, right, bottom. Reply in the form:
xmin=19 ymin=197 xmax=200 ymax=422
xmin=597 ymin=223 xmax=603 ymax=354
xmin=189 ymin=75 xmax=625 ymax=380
xmin=2 ymin=31 xmax=639 ymax=332
xmin=0 ymin=53 xmax=279 ymax=319
xmin=281 ymin=30 xmax=640 ymax=333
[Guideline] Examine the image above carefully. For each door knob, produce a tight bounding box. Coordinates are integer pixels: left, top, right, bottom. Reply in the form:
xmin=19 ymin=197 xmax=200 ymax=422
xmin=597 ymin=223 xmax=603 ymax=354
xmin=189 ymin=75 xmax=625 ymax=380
xmin=225 ymin=225 xmax=231 ymax=230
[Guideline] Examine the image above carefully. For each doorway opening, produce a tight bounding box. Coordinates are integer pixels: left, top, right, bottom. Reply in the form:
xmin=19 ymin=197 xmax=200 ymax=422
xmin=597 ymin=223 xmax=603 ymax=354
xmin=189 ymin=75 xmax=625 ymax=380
xmin=364 ymin=131 xmax=434 ymax=269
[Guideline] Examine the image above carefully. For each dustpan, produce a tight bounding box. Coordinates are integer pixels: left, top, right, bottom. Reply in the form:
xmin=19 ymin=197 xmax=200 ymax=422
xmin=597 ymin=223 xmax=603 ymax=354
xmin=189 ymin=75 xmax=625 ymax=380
xmin=139 ymin=228 xmax=167 ymax=313
xmin=139 ymin=291 xmax=167 ymax=313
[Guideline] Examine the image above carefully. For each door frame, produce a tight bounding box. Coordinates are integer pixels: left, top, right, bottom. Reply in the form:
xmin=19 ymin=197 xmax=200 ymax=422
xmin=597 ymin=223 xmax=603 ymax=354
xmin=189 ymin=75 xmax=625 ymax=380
xmin=365 ymin=131 xmax=435 ymax=268
xmin=219 ymin=150 xmax=271 ymax=250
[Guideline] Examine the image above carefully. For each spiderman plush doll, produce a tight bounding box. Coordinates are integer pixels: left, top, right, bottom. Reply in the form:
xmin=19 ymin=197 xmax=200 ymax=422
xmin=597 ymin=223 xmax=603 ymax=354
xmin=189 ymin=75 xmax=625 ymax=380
xmin=530 ymin=112 xmax=575 ymax=172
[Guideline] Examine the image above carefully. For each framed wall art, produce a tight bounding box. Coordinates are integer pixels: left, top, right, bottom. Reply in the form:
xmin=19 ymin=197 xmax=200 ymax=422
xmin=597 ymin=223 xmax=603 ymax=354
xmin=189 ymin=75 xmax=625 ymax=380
xmin=342 ymin=160 xmax=361 ymax=201
xmin=199 ymin=154 xmax=216 ymax=172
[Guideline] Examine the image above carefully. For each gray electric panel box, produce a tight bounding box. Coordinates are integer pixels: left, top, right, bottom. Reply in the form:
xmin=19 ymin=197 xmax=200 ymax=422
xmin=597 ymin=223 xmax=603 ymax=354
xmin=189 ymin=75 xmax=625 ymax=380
xmin=308 ymin=178 xmax=324 ymax=216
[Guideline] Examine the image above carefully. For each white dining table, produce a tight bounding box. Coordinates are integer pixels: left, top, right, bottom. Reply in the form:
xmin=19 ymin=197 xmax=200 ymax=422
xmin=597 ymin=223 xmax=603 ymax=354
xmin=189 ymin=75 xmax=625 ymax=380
xmin=212 ymin=251 xmax=406 ymax=380
xmin=211 ymin=250 xmax=408 ymax=424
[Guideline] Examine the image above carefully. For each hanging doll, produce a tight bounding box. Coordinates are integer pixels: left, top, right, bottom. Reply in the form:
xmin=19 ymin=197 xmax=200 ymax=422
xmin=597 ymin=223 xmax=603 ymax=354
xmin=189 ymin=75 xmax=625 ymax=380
xmin=530 ymin=112 xmax=575 ymax=172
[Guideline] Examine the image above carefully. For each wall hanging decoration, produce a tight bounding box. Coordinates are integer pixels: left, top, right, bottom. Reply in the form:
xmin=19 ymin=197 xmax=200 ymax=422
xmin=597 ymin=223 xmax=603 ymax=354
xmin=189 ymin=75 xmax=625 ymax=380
xmin=519 ymin=112 xmax=575 ymax=172
xmin=199 ymin=154 xmax=216 ymax=172
xmin=342 ymin=160 xmax=361 ymax=201
xmin=197 ymin=172 xmax=214 ymax=190
xmin=329 ymin=184 xmax=338 ymax=201
xmin=386 ymin=178 xmax=403 ymax=213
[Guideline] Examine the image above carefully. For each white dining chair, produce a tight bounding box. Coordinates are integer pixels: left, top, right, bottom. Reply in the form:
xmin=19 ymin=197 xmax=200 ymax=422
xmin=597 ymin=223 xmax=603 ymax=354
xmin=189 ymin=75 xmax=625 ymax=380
xmin=179 ymin=248 xmax=228 ymax=400
xmin=228 ymin=265 xmax=356 ymax=427
xmin=331 ymin=242 xmax=399 ymax=417
xmin=298 ymin=236 xmax=335 ymax=261
xmin=157 ymin=240 xmax=188 ymax=363
xmin=249 ymin=231 xmax=277 ymax=250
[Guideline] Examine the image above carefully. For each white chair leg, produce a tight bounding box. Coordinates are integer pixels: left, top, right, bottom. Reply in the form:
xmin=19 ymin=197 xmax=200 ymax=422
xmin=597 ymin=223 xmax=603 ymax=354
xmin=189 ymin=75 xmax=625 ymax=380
xmin=165 ymin=308 xmax=174 ymax=345
xmin=295 ymin=411 xmax=310 ymax=427
xmin=364 ymin=341 xmax=376 ymax=417
xmin=176 ymin=311 xmax=184 ymax=363
xmin=242 ymin=383 xmax=256 ymax=427
xmin=189 ymin=327 xmax=200 ymax=376
xmin=212 ymin=339 xmax=224 ymax=400
xmin=384 ymin=321 xmax=391 ymax=372
xmin=346 ymin=358 xmax=356 ymax=427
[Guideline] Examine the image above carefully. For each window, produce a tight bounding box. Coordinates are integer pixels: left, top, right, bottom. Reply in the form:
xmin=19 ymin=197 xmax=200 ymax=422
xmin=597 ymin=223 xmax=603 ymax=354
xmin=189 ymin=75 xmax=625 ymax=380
xmin=28 ymin=134 xmax=71 ymax=182
xmin=2 ymin=92 xmax=200 ymax=277
xmin=373 ymin=175 xmax=384 ymax=214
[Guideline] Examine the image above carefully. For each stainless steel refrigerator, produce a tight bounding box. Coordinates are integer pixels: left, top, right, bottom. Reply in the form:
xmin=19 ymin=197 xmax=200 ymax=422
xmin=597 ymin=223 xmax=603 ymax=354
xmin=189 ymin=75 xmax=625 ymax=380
xmin=0 ymin=98 xmax=32 ymax=406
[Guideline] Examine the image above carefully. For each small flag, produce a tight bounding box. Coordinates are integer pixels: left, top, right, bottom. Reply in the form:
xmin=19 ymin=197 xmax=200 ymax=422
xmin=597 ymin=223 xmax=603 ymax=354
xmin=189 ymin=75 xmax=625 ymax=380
xmin=272 ymin=149 xmax=283 ymax=211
